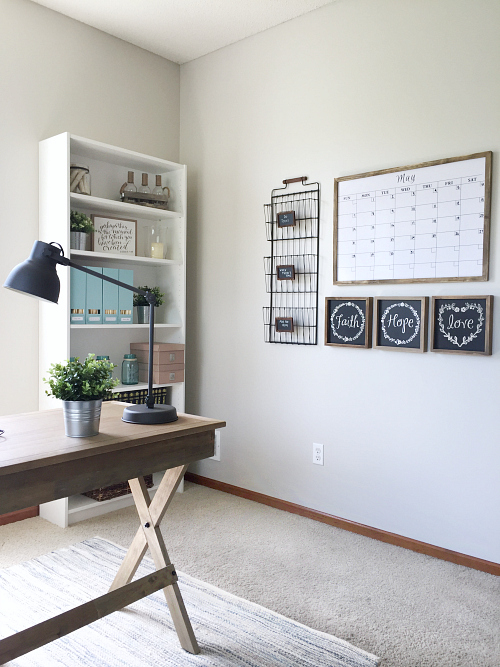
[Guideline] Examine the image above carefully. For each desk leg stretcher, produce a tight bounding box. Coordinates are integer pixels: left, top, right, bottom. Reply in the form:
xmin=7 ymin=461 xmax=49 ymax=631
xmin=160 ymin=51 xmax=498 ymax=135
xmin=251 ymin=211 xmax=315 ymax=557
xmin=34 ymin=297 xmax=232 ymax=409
xmin=0 ymin=466 xmax=199 ymax=664
xmin=110 ymin=464 xmax=199 ymax=654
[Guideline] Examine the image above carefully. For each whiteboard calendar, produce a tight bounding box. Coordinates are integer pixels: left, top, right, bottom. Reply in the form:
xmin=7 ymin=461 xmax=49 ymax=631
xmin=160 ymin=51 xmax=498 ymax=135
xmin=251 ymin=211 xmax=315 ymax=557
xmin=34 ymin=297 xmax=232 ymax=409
xmin=333 ymin=152 xmax=492 ymax=284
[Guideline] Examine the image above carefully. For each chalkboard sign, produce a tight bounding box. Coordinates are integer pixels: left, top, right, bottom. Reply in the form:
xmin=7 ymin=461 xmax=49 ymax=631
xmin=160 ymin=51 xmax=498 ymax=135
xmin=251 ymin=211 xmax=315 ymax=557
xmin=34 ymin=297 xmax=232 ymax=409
xmin=277 ymin=265 xmax=295 ymax=280
xmin=430 ymin=295 xmax=493 ymax=355
xmin=325 ymin=297 xmax=372 ymax=348
xmin=374 ymin=297 xmax=427 ymax=352
xmin=277 ymin=211 xmax=296 ymax=228
xmin=275 ymin=317 xmax=294 ymax=333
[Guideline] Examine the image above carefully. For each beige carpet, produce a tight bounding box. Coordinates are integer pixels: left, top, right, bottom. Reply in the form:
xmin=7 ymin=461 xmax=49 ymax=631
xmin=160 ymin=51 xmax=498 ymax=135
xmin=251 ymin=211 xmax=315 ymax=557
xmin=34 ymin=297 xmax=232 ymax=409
xmin=0 ymin=481 xmax=498 ymax=666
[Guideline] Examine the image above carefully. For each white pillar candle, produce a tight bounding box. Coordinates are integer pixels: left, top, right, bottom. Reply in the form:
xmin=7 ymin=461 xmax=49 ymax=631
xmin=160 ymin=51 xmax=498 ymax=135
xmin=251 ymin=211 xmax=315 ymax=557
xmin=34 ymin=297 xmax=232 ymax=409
xmin=151 ymin=242 xmax=164 ymax=259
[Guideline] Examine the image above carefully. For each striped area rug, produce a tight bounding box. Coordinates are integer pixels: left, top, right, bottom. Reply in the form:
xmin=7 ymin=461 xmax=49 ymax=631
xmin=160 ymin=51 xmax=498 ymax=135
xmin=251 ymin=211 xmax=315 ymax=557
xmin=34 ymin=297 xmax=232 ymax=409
xmin=0 ymin=537 xmax=380 ymax=666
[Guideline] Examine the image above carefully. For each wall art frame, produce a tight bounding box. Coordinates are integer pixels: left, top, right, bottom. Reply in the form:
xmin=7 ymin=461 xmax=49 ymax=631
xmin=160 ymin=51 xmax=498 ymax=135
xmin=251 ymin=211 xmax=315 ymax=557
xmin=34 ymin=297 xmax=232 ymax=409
xmin=374 ymin=297 xmax=428 ymax=353
xmin=92 ymin=215 xmax=137 ymax=256
xmin=430 ymin=295 xmax=493 ymax=355
xmin=325 ymin=297 xmax=372 ymax=348
xmin=333 ymin=152 xmax=492 ymax=285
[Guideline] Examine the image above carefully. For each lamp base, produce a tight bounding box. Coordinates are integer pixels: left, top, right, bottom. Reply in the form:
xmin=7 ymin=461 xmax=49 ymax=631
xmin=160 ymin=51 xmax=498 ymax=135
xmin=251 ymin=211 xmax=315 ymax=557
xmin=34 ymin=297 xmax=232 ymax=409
xmin=122 ymin=403 xmax=178 ymax=425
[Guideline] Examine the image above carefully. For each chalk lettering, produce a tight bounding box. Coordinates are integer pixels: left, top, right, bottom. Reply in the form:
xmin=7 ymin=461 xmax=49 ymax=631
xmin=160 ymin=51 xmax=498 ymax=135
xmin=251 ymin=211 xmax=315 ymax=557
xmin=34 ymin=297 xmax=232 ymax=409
xmin=447 ymin=314 xmax=473 ymax=330
xmin=387 ymin=312 xmax=414 ymax=334
xmin=334 ymin=314 xmax=360 ymax=330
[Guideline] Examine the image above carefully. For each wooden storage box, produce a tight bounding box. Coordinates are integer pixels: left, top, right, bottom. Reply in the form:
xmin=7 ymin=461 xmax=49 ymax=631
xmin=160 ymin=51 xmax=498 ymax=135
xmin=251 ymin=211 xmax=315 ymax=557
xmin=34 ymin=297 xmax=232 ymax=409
xmin=83 ymin=474 xmax=153 ymax=502
xmin=139 ymin=365 xmax=184 ymax=384
xmin=130 ymin=342 xmax=185 ymax=366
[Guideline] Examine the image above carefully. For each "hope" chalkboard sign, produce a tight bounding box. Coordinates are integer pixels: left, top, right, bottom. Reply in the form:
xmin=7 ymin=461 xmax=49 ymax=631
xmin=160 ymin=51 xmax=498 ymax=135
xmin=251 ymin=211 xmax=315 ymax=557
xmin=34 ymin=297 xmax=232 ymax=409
xmin=277 ymin=211 xmax=296 ymax=228
xmin=374 ymin=297 xmax=428 ymax=352
xmin=325 ymin=297 xmax=372 ymax=348
xmin=430 ymin=296 xmax=493 ymax=355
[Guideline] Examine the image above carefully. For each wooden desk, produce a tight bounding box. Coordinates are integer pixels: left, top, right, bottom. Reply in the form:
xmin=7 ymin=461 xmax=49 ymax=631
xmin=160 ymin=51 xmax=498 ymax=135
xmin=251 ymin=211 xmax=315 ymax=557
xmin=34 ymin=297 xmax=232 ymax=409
xmin=0 ymin=402 xmax=225 ymax=664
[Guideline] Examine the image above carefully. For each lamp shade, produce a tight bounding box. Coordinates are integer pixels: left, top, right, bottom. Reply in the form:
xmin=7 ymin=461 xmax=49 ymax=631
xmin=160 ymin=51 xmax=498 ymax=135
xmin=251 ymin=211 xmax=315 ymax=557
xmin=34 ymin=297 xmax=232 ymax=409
xmin=3 ymin=241 xmax=60 ymax=304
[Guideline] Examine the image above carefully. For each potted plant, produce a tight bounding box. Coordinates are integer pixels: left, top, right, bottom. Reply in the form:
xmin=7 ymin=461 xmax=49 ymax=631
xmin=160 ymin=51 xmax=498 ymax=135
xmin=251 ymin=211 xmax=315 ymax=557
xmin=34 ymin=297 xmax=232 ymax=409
xmin=44 ymin=354 xmax=118 ymax=437
xmin=70 ymin=210 xmax=94 ymax=251
xmin=133 ymin=286 xmax=164 ymax=324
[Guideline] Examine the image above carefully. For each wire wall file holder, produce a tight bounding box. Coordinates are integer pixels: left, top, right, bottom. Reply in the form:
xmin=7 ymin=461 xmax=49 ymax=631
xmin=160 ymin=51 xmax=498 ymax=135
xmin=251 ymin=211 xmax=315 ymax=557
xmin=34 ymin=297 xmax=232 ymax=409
xmin=263 ymin=177 xmax=320 ymax=344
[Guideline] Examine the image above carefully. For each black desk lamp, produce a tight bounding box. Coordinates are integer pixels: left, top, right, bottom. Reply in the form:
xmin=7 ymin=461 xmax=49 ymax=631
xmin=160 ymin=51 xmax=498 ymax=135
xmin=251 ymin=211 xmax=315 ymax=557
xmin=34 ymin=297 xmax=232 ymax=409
xmin=4 ymin=240 xmax=177 ymax=424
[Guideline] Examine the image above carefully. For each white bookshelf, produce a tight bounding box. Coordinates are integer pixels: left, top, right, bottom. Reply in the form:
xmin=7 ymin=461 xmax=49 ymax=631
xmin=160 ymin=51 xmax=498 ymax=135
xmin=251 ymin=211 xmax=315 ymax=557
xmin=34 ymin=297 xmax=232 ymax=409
xmin=38 ymin=132 xmax=187 ymax=527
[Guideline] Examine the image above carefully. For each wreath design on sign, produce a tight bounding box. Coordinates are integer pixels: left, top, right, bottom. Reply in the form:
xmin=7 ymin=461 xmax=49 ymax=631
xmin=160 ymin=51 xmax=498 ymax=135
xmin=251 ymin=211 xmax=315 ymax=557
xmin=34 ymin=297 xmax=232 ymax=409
xmin=330 ymin=301 xmax=365 ymax=342
xmin=381 ymin=302 xmax=420 ymax=346
xmin=437 ymin=302 xmax=484 ymax=348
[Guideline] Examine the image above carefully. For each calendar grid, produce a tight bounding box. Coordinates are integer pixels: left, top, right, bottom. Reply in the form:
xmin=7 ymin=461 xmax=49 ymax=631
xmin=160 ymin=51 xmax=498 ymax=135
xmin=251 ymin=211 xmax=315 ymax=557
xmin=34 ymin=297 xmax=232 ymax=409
xmin=333 ymin=152 xmax=491 ymax=284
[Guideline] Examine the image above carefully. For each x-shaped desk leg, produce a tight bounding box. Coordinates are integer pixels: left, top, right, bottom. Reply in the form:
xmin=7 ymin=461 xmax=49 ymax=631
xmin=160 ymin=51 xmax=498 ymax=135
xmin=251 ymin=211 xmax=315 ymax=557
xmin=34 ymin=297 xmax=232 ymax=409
xmin=109 ymin=465 xmax=199 ymax=654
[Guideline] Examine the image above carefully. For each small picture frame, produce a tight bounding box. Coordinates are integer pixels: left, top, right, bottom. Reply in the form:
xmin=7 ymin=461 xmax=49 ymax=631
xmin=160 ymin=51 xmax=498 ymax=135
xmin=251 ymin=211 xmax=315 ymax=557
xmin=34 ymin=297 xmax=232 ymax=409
xmin=325 ymin=297 xmax=372 ymax=348
xmin=275 ymin=317 xmax=294 ymax=333
xmin=92 ymin=215 xmax=137 ymax=256
xmin=374 ymin=297 xmax=428 ymax=352
xmin=430 ymin=295 xmax=493 ymax=355
xmin=277 ymin=211 xmax=296 ymax=228
xmin=277 ymin=265 xmax=295 ymax=281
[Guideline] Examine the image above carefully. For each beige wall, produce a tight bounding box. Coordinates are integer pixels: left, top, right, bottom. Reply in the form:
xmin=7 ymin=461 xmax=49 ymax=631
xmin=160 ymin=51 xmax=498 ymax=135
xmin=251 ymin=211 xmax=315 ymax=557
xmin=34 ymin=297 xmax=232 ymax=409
xmin=0 ymin=0 xmax=180 ymax=415
xmin=181 ymin=0 xmax=500 ymax=562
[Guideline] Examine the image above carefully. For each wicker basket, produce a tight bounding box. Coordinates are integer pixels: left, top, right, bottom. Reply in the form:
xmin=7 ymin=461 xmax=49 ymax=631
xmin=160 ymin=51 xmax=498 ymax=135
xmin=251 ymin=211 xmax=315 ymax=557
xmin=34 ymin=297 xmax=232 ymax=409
xmin=83 ymin=474 xmax=154 ymax=502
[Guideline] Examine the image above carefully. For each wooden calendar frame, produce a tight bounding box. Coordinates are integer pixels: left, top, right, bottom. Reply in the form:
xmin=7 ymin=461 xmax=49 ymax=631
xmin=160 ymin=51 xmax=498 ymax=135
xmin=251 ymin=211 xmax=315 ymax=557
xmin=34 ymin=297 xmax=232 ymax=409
xmin=333 ymin=152 xmax=492 ymax=285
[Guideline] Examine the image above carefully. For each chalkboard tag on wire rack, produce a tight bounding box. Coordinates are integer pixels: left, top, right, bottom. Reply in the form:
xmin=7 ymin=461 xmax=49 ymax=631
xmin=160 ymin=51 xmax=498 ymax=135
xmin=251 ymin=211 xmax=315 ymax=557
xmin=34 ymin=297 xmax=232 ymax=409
xmin=275 ymin=317 xmax=294 ymax=333
xmin=277 ymin=265 xmax=295 ymax=280
xmin=277 ymin=211 xmax=296 ymax=228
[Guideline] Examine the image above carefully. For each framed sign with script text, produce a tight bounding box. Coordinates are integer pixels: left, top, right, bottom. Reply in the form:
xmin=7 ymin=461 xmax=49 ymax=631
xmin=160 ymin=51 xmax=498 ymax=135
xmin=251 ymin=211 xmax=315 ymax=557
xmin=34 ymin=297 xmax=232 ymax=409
xmin=334 ymin=152 xmax=492 ymax=285
xmin=430 ymin=295 xmax=493 ymax=355
xmin=325 ymin=297 xmax=372 ymax=348
xmin=92 ymin=216 xmax=137 ymax=256
xmin=374 ymin=297 xmax=428 ymax=353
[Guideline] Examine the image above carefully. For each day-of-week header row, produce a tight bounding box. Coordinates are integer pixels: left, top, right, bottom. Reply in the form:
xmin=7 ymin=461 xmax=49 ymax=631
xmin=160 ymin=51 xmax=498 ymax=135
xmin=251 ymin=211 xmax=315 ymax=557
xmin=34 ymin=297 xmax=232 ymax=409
xmin=341 ymin=177 xmax=484 ymax=201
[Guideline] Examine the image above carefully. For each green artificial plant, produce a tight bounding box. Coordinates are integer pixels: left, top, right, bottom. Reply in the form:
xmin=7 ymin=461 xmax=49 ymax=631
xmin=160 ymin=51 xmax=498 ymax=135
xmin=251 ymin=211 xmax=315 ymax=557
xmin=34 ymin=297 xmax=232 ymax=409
xmin=44 ymin=354 xmax=118 ymax=402
xmin=133 ymin=286 xmax=164 ymax=307
xmin=70 ymin=210 xmax=94 ymax=234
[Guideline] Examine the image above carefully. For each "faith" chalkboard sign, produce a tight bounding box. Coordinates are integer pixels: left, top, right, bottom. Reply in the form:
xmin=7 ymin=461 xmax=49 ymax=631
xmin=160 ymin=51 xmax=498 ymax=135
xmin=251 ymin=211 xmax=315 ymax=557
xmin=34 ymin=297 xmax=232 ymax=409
xmin=325 ymin=297 xmax=372 ymax=348
xmin=430 ymin=296 xmax=493 ymax=355
xmin=374 ymin=297 xmax=428 ymax=352
xmin=277 ymin=211 xmax=296 ymax=228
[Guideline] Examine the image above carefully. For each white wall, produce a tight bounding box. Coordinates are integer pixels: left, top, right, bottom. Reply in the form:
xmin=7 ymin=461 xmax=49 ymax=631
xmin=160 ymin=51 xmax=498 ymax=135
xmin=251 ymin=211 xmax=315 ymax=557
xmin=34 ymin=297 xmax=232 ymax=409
xmin=0 ymin=0 xmax=180 ymax=415
xmin=181 ymin=0 xmax=500 ymax=562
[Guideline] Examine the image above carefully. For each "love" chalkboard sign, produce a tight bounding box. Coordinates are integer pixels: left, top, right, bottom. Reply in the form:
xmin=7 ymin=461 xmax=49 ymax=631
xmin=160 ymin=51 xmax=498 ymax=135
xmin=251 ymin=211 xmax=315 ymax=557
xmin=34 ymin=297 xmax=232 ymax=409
xmin=430 ymin=296 xmax=493 ymax=355
xmin=374 ymin=297 xmax=428 ymax=352
xmin=325 ymin=297 xmax=372 ymax=348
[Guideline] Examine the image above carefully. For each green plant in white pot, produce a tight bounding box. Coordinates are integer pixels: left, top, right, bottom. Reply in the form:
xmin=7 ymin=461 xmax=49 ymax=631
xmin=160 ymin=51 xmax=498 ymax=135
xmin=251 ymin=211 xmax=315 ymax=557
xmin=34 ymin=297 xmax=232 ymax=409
xmin=70 ymin=210 xmax=94 ymax=251
xmin=44 ymin=354 xmax=118 ymax=437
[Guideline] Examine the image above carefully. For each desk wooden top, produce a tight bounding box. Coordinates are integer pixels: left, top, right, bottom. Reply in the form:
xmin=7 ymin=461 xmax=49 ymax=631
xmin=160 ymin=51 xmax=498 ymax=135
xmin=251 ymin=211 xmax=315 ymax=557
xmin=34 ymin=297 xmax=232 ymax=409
xmin=0 ymin=402 xmax=225 ymax=476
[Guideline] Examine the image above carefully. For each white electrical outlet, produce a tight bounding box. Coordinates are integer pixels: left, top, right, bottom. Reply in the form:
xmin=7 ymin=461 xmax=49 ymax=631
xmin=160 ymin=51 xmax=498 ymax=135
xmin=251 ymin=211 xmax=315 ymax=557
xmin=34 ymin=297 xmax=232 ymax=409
xmin=210 ymin=430 xmax=221 ymax=461
xmin=313 ymin=443 xmax=324 ymax=465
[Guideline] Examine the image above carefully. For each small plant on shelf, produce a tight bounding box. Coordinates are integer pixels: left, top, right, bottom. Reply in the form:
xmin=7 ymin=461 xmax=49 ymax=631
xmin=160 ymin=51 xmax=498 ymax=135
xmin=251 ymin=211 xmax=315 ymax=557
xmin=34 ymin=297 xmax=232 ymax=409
xmin=70 ymin=210 xmax=94 ymax=234
xmin=133 ymin=286 xmax=164 ymax=307
xmin=44 ymin=354 xmax=118 ymax=402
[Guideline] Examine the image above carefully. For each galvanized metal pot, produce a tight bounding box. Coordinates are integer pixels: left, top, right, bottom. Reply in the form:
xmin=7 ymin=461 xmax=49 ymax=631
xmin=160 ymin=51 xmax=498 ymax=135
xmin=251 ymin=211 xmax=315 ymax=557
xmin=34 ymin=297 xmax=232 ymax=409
xmin=70 ymin=231 xmax=91 ymax=251
xmin=62 ymin=399 xmax=102 ymax=437
xmin=136 ymin=305 xmax=150 ymax=324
